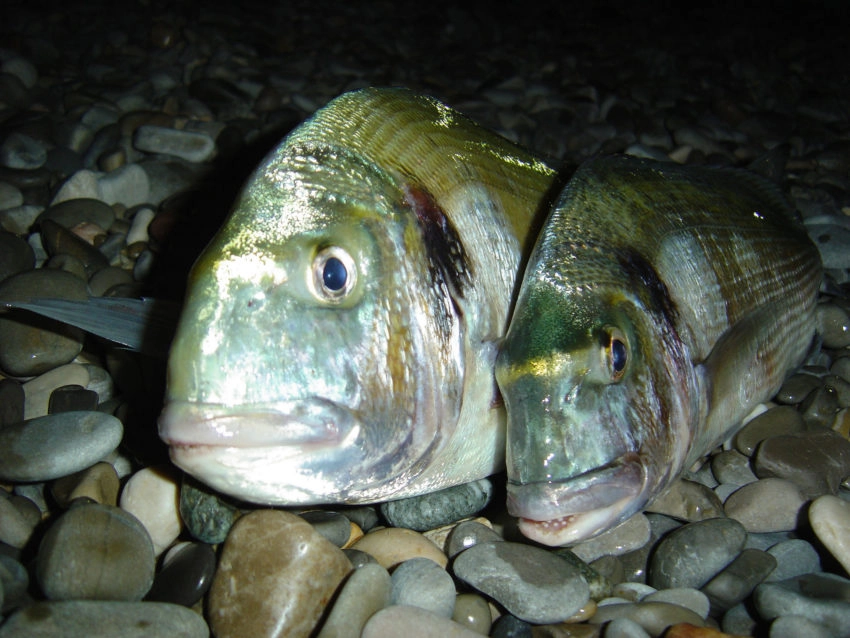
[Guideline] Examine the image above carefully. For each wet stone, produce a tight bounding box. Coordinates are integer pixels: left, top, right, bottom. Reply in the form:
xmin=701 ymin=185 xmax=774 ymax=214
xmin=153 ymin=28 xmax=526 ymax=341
xmin=819 ymin=303 xmax=850 ymax=348
xmin=588 ymin=601 xmax=705 ymax=634
xmin=0 ymin=553 xmax=29 ymax=614
xmin=120 ymin=465 xmax=183 ymax=557
xmin=316 ymin=562 xmax=391 ymax=638
xmin=452 ymin=541 xmax=590 ymax=624
xmin=643 ymin=588 xmax=710 ymax=620
xmin=133 ymin=125 xmax=216 ymax=163
xmin=351 ymin=526 xmax=448 ymax=569
xmin=39 ymin=218 xmax=110 ymax=277
xmin=179 ymin=476 xmax=241 ymax=544
xmin=445 ymin=519 xmax=503 ymax=557
xmin=800 ymin=385 xmax=841 ymax=428
xmin=0 ymin=495 xmax=38 ymax=549
xmin=648 ymin=518 xmax=747 ymax=590
xmin=0 ymin=411 xmax=123 ymax=482
xmin=299 ymin=510 xmax=353 ymax=547
xmin=765 ymin=539 xmax=822 ymax=582
xmin=809 ymin=494 xmax=850 ymax=575
xmin=753 ymin=428 xmax=850 ymax=498
xmin=554 ymin=548 xmax=614 ymax=600
xmin=48 ymin=385 xmax=98 ymax=413
xmin=723 ymin=478 xmax=806 ymax=532
xmin=361 ymin=604 xmax=483 ymax=638
xmin=23 ymin=363 xmax=90 ymax=420
xmin=145 ymin=542 xmax=216 ymax=608
xmin=451 ymin=592 xmax=492 ymax=635
xmin=646 ymin=479 xmax=724 ymax=523
xmin=0 ymin=269 xmax=87 ymax=376
xmin=489 ymin=614 xmax=533 ymax=638
xmin=775 ymin=373 xmax=823 ymax=405
xmin=0 ymin=182 xmax=23 ymax=210
xmin=51 ymin=461 xmax=121 ymax=507
xmin=767 ymin=615 xmax=834 ymax=638
xmin=571 ymin=513 xmax=651 ymax=563
xmin=36 ymin=502 xmax=155 ymax=601
xmin=37 ymin=198 xmax=115 ymax=231
xmin=0 ymin=232 xmax=34 ymax=283
xmin=754 ymin=573 xmax=850 ymax=635
xmin=207 ymin=509 xmax=351 ymax=638
xmin=380 ymin=479 xmax=492 ymax=532
xmin=390 ymin=557 xmax=456 ymax=618
xmin=722 ymin=603 xmax=757 ymax=636
xmin=603 ymin=617 xmax=651 ymax=638
xmin=343 ymin=548 xmax=379 ymax=569
xmin=710 ymin=450 xmax=758 ymax=487
xmin=0 ymin=379 xmax=24 ymax=428
xmin=0 ymin=600 xmax=209 ymax=637
xmin=700 ymin=548 xmax=777 ymax=614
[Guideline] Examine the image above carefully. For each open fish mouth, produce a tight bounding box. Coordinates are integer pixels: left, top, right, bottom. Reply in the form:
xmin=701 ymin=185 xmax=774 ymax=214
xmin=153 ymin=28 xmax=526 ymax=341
xmin=507 ymin=453 xmax=646 ymax=546
xmin=158 ymin=398 xmax=359 ymax=450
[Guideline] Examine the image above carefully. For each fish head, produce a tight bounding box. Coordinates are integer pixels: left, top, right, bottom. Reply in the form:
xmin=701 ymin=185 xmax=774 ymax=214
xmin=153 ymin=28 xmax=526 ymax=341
xmin=496 ymin=253 xmax=695 ymax=546
xmin=159 ymin=139 xmax=465 ymax=504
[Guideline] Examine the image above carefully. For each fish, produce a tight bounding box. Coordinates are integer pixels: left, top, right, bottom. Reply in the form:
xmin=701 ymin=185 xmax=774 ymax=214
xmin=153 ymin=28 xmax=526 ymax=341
xmin=495 ymin=154 xmax=822 ymax=546
xmin=158 ymin=87 xmax=562 ymax=505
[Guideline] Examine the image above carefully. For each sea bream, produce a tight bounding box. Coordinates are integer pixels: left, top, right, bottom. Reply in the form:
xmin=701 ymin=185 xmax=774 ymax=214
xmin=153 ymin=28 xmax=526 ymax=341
xmin=158 ymin=88 xmax=560 ymax=504
xmin=495 ymin=155 xmax=822 ymax=546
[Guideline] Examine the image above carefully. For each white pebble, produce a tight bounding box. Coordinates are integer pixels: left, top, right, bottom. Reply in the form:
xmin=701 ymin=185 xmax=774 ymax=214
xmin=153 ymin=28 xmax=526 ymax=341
xmin=120 ymin=465 xmax=183 ymax=556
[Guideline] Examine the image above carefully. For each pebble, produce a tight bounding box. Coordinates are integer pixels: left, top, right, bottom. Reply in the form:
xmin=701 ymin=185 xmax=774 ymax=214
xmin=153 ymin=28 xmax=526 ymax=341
xmin=602 ymin=617 xmax=651 ymax=638
xmin=0 ymin=378 xmax=25 ymax=427
xmin=754 ymin=573 xmax=850 ymax=634
xmin=570 ymin=513 xmax=651 ymax=563
xmin=390 ymin=557 xmax=456 ymax=618
xmin=36 ymin=502 xmax=155 ymax=601
xmin=0 ymin=411 xmax=123 ymax=482
xmin=207 ymin=509 xmax=351 ymax=638
xmin=361 ymin=605 xmax=484 ymax=638
xmin=700 ymin=548 xmax=777 ymax=614
xmin=723 ymin=478 xmax=806 ymax=532
xmin=0 ymin=553 xmax=29 ymax=613
xmin=299 ymin=510 xmax=353 ymax=547
xmin=0 ymin=232 xmax=33 ymax=282
xmin=767 ymin=615 xmax=834 ymax=638
xmin=0 ymin=182 xmax=24 ymax=211
xmin=133 ymin=125 xmax=217 ymax=163
xmin=0 ymin=269 xmax=87 ymax=376
xmin=37 ymin=198 xmax=115 ymax=231
xmin=380 ymin=479 xmax=492 ymax=532
xmin=178 ymin=476 xmax=242 ymax=544
xmin=316 ymin=562 xmax=392 ymax=638
xmin=0 ymin=495 xmax=39 ymax=549
xmin=765 ymin=539 xmax=822 ymax=582
xmin=452 ymin=541 xmax=590 ymax=624
xmin=587 ymin=602 xmax=705 ymax=634
xmin=22 ymin=363 xmax=91 ymax=420
xmin=351 ymin=526 xmax=448 ymax=569
xmin=0 ymin=600 xmax=209 ymax=637
xmin=646 ymin=480 xmax=724 ymax=523
xmin=119 ymin=465 xmax=183 ymax=556
xmin=710 ymin=450 xmax=758 ymax=487
xmin=451 ymin=592 xmax=492 ymax=635
xmin=145 ymin=542 xmax=217 ymax=608
xmin=809 ymin=494 xmax=850 ymax=575
xmin=445 ymin=519 xmax=503 ymax=557
xmin=818 ymin=303 xmax=850 ymax=348
xmin=0 ymin=133 xmax=48 ymax=170
xmin=648 ymin=518 xmax=747 ymax=590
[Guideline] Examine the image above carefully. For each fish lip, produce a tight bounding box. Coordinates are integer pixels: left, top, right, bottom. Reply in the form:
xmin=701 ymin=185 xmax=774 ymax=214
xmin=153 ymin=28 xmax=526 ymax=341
xmin=158 ymin=398 xmax=358 ymax=449
xmin=506 ymin=453 xmax=645 ymax=545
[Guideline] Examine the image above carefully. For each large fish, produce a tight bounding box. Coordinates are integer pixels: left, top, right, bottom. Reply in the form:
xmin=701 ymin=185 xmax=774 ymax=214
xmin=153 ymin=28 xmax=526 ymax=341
xmin=495 ymin=155 xmax=822 ymax=546
xmin=158 ymin=88 xmax=560 ymax=504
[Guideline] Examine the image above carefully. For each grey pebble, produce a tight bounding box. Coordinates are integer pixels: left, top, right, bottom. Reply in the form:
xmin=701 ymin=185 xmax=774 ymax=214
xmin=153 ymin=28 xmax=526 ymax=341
xmin=0 ymin=496 xmax=38 ymax=549
xmin=805 ymin=220 xmax=850 ymax=269
xmin=754 ymin=573 xmax=850 ymax=635
xmin=0 ymin=411 xmax=122 ymax=482
xmin=0 ymin=204 xmax=43 ymax=235
xmin=722 ymin=602 xmax=759 ymax=636
xmin=588 ymin=601 xmax=705 ymax=633
xmin=711 ymin=449 xmax=758 ymax=486
xmin=39 ymin=218 xmax=109 ymax=277
xmin=0 ymin=232 xmax=33 ymax=283
xmin=451 ymin=593 xmax=491 ymax=635
xmin=38 ymin=198 xmax=115 ymax=231
xmin=765 ymin=539 xmax=822 ymax=582
xmin=445 ymin=519 xmax=503 ymax=557
xmin=0 ymin=133 xmax=48 ymax=170
xmin=317 ymin=562 xmax=391 ymax=638
xmin=380 ymin=479 xmax=491 ymax=532
xmin=648 ymin=517 xmax=747 ymax=590
xmin=343 ymin=548 xmax=379 ymax=569
xmin=0 ymin=378 xmax=24 ymax=427
xmin=646 ymin=478 xmax=724 ymax=523
xmin=0 ymin=182 xmax=23 ymax=211
xmin=800 ymin=385 xmax=841 ymax=428
xmin=452 ymin=541 xmax=589 ymax=624
xmin=723 ymin=478 xmax=807 ymax=532
xmin=133 ymin=125 xmax=216 ymax=163
xmin=700 ymin=547 xmax=777 ymax=614
xmin=0 ymin=600 xmax=209 ymax=638
xmin=36 ymin=503 xmax=155 ymax=601
xmin=818 ymin=303 xmax=850 ymax=349
xmin=554 ymin=548 xmax=613 ymax=600
xmin=489 ymin=614 xmax=533 ymax=638
xmin=390 ymin=557 xmax=455 ymax=618
xmin=299 ymin=510 xmax=352 ymax=547
xmin=97 ymin=164 xmax=150 ymax=207
xmin=734 ymin=406 xmax=805 ymax=455
xmin=571 ymin=513 xmax=651 ymax=563
xmin=0 ymin=554 xmax=29 ymax=614
xmin=775 ymin=372 xmax=823 ymax=404
xmin=643 ymin=587 xmax=710 ymax=620
xmin=602 ymin=617 xmax=652 ymax=638
xmin=145 ymin=542 xmax=216 ymax=608
xmin=768 ymin=615 xmax=835 ymax=638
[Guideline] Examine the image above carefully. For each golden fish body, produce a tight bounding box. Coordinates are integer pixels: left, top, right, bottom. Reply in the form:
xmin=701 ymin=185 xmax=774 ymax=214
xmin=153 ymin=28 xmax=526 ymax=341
xmin=496 ymin=155 xmax=822 ymax=546
xmin=158 ymin=88 xmax=559 ymax=504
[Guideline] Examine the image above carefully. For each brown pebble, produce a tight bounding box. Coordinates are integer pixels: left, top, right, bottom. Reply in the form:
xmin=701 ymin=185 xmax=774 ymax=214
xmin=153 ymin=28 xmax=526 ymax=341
xmin=51 ymin=461 xmax=120 ymax=507
xmin=350 ymin=527 xmax=448 ymax=569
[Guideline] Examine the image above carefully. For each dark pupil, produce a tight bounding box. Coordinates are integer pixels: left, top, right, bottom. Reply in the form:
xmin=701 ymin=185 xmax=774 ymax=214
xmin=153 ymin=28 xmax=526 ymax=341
xmin=611 ymin=338 xmax=627 ymax=373
xmin=322 ymin=257 xmax=348 ymax=292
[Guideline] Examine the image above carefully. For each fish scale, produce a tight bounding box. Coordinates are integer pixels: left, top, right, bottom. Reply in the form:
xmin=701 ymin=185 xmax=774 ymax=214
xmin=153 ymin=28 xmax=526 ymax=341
xmin=496 ymin=154 xmax=822 ymax=546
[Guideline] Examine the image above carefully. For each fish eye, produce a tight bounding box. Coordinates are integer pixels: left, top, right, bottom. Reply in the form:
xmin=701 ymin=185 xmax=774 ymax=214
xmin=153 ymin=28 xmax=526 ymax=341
xmin=311 ymin=246 xmax=356 ymax=302
xmin=604 ymin=327 xmax=629 ymax=382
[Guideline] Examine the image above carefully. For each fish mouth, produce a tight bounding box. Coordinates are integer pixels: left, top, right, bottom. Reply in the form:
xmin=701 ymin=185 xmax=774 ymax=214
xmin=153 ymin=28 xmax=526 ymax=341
xmin=158 ymin=398 xmax=359 ymax=450
xmin=507 ymin=453 xmax=646 ymax=546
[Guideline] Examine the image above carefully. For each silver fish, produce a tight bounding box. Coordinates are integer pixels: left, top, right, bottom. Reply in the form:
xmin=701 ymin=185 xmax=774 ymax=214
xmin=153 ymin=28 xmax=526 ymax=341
xmin=158 ymin=88 xmax=560 ymax=505
xmin=495 ymin=155 xmax=822 ymax=546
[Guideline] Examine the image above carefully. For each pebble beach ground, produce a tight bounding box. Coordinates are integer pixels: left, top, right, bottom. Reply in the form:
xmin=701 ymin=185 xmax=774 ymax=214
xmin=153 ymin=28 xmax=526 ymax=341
xmin=1 ymin=1 xmax=850 ymax=636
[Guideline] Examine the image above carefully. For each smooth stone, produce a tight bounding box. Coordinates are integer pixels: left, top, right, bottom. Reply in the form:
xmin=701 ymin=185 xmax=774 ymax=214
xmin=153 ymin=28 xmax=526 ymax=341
xmin=754 ymin=428 xmax=850 ymax=498
xmin=571 ymin=513 xmax=651 ymax=563
xmin=299 ymin=510 xmax=353 ymax=548
xmin=390 ymin=557 xmax=456 ymax=618
xmin=97 ymin=164 xmax=150 ymax=207
xmin=489 ymin=614 xmax=533 ymax=637
xmin=0 ymin=600 xmax=209 ymax=637
xmin=648 ymin=518 xmax=747 ymax=590
xmin=145 ymin=542 xmax=216 ymax=607
xmin=452 ymin=541 xmax=590 ymax=624
xmin=807 ymin=221 xmax=850 ymax=269
xmin=51 ymin=461 xmax=120 ymax=507
xmin=0 ymin=133 xmax=47 ymax=170
xmin=86 ymin=266 xmax=133 ymax=297
xmin=0 ymin=411 xmax=123 ymax=481
xmin=208 ymin=509 xmax=351 ymax=638
xmin=721 ymin=603 xmax=758 ymax=636
xmin=612 ymin=582 xmax=656 ymax=602
xmin=832 ymin=357 xmax=850 ymax=382
xmin=646 ymin=479 xmax=724 ymax=523
xmin=316 ymin=562 xmax=391 ymax=638
xmin=50 ymin=169 xmax=100 ymax=204
xmin=23 ymin=363 xmax=90 ymax=419
xmin=362 ymin=604 xmax=483 ymax=638
xmin=446 ymin=519 xmax=503 ymax=557
xmin=809 ymin=494 xmax=850 ymax=575
xmin=0 ymin=378 xmax=24 ymax=427
xmin=800 ymin=385 xmax=841 ymax=428
xmin=554 ymin=549 xmax=614 ymax=600
xmin=125 ymin=206 xmax=156 ymax=245
xmin=48 ymin=385 xmax=98 ymax=414
xmin=710 ymin=450 xmax=757 ymax=487
xmin=0 ymin=204 xmax=43 ymax=235
xmin=734 ymin=407 xmax=805 ymax=456
xmin=37 ymin=198 xmax=115 ymax=233
xmin=380 ymin=479 xmax=492 ymax=532
xmin=823 ymin=303 xmax=850 ymax=347
xmin=1 ymin=58 xmax=37 ymax=89
xmin=133 ymin=125 xmax=216 ymax=163
xmin=723 ymin=478 xmax=806 ymax=532
xmin=0 ymin=269 xmax=87 ymax=376
xmin=36 ymin=502 xmax=155 ymax=601
xmin=602 ymin=617 xmax=651 ymax=638
xmin=823 ymin=374 xmax=850 ymax=408
xmin=351 ymin=527 xmax=448 ymax=569
xmin=587 ymin=602 xmax=704 ymax=633
xmin=39 ymin=218 xmax=110 ymax=276
xmin=0 ymin=553 xmax=29 ymax=613
xmin=0 ymin=182 xmax=23 ymax=211
xmin=451 ymin=592 xmax=492 ymax=635
xmin=120 ymin=465 xmax=183 ymax=556
xmin=343 ymin=548 xmax=379 ymax=569
xmin=754 ymin=573 xmax=850 ymax=634
xmin=338 ymin=506 xmax=379 ymax=532
xmin=765 ymin=539 xmax=822 ymax=581
xmin=643 ymin=588 xmax=710 ymax=620
xmin=768 ymin=615 xmax=834 ymax=638
xmin=775 ymin=372 xmax=823 ymax=405
xmin=700 ymin=548 xmax=777 ymax=614
xmin=0 ymin=496 xmax=38 ymax=549
xmin=179 ymin=476 xmax=241 ymax=544
xmin=0 ymin=232 xmax=33 ymax=282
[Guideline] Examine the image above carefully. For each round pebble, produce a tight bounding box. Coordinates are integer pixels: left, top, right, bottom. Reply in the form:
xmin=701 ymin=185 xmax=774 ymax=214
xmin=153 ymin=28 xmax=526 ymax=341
xmin=446 ymin=519 xmax=503 ymax=557
xmin=51 ymin=462 xmax=120 ymax=507
xmin=452 ymin=541 xmax=590 ymax=624
xmin=362 ymin=604 xmax=484 ymax=638
xmin=23 ymin=363 xmax=90 ymax=420
xmin=299 ymin=510 xmax=354 ymax=547
xmin=316 ymin=562 xmax=391 ymax=638
xmin=0 ymin=232 xmax=34 ymax=283
xmin=37 ymin=198 xmax=115 ymax=231
xmin=119 ymin=465 xmax=183 ymax=557
xmin=390 ymin=557 xmax=456 ymax=618
xmin=451 ymin=592 xmax=492 ymax=635
xmin=809 ymin=494 xmax=850 ymax=575
xmin=643 ymin=588 xmax=710 ymax=620
xmin=646 ymin=479 xmax=724 ymax=523
xmin=36 ymin=502 xmax=155 ymax=601
xmin=700 ymin=548 xmax=777 ymax=614
xmin=351 ymin=527 xmax=448 ymax=569
xmin=723 ymin=478 xmax=806 ymax=532
xmin=178 ymin=476 xmax=242 ymax=544
xmin=144 ymin=542 xmax=216 ymax=608
xmin=380 ymin=479 xmax=492 ymax=532
xmin=765 ymin=539 xmax=822 ymax=582
xmin=734 ymin=406 xmax=805 ymax=456
xmin=754 ymin=573 xmax=850 ymax=634
xmin=133 ymin=125 xmax=217 ymax=163
xmin=571 ymin=513 xmax=651 ymax=562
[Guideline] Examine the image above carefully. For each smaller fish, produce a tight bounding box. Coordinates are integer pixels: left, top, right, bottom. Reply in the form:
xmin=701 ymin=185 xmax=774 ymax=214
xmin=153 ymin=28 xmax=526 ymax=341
xmin=496 ymin=155 xmax=822 ymax=546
